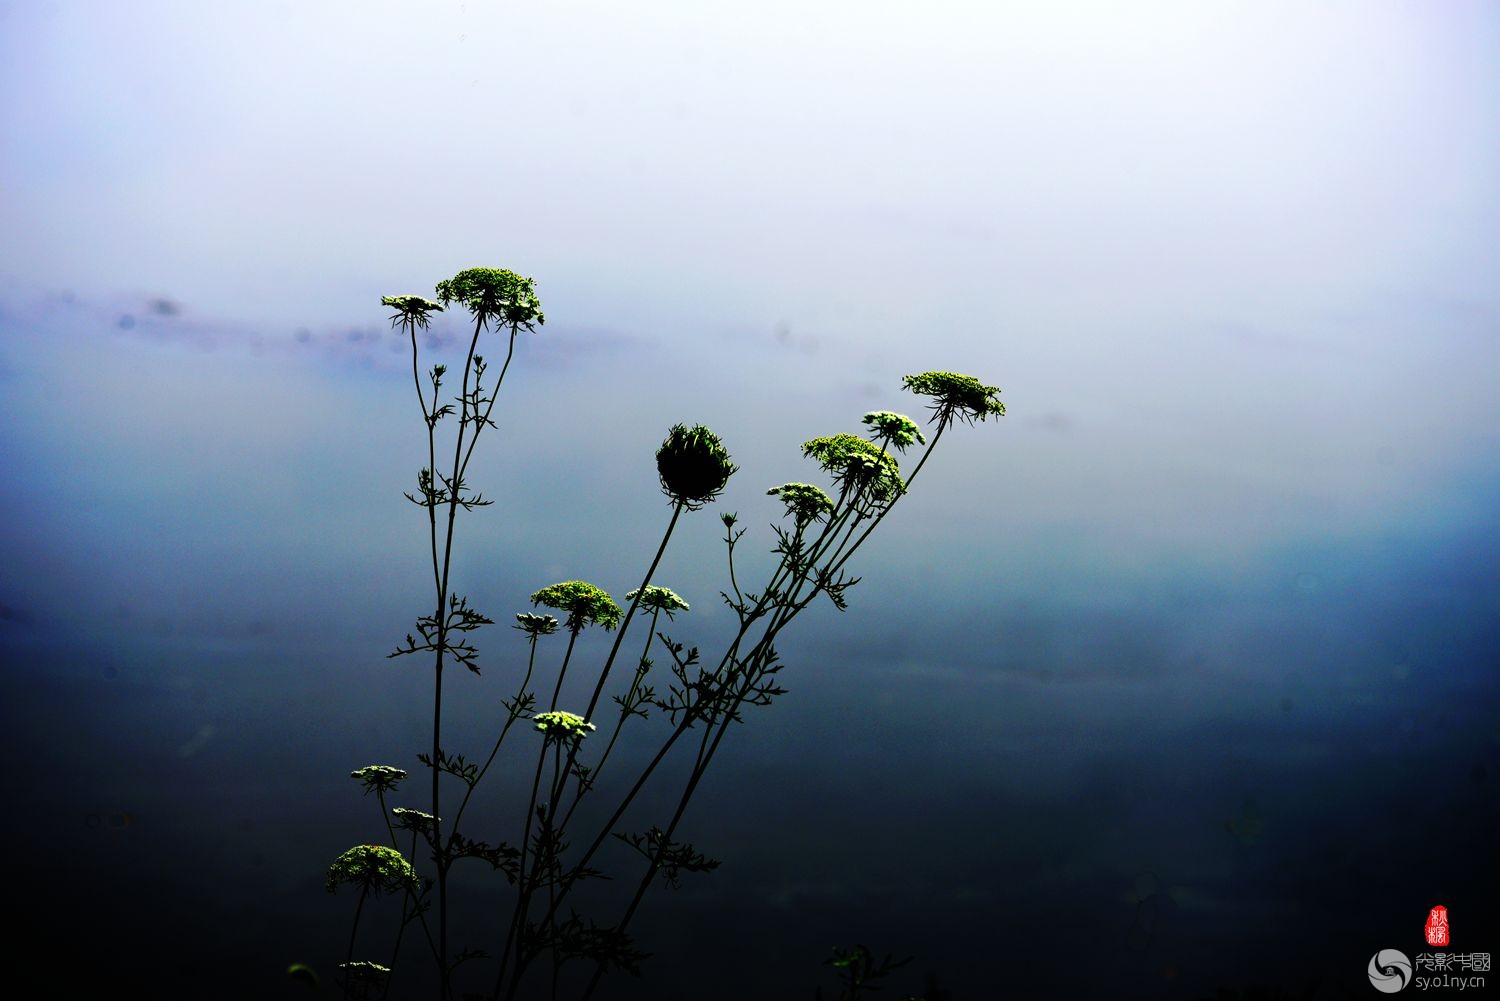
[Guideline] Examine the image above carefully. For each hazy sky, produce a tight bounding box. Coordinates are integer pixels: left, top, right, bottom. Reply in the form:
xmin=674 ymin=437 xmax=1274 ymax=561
xmin=2 ymin=3 xmax=1497 ymax=999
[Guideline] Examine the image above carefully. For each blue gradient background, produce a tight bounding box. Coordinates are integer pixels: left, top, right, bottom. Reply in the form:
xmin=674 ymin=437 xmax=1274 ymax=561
xmin=1 ymin=2 xmax=1496 ymax=998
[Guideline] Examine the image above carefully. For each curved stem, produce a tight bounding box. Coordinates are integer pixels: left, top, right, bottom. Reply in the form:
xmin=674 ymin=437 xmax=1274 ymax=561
xmin=451 ymin=633 xmax=540 ymax=837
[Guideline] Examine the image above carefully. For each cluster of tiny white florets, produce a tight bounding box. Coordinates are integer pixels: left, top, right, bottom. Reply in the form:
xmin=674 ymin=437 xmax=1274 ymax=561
xmin=514 ymin=612 xmax=561 ymax=637
xmin=338 ymin=961 xmax=391 ymax=981
xmin=532 ymin=710 xmax=596 ymax=741
xmin=860 ymin=411 xmax=926 ymax=452
xmin=325 ymin=844 xmax=418 ymax=895
xmin=626 ymin=585 xmax=690 ymax=616
xmin=391 ymin=807 xmax=438 ymax=832
xmin=767 ymin=482 xmax=836 ymax=527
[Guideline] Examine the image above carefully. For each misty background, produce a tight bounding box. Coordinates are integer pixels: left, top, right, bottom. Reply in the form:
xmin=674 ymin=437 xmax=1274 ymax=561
xmin=1 ymin=2 xmax=1496 ymax=998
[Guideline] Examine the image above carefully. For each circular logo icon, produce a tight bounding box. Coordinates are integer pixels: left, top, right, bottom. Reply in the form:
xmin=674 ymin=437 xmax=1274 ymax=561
xmin=1368 ymin=949 xmax=1412 ymax=993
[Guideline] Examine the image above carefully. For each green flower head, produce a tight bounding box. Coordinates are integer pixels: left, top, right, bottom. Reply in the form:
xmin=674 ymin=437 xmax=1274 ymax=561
xmin=626 ymin=585 xmax=690 ymax=618
xmin=860 ymin=411 xmax=927 ymax=453
xmin=901 ymin=371 xmax=1004 ymax=427
xmin=434 ymin=268 xmax=545 ymax=331
xmin=767 ymin=482 xmax=836 ymax=528
xmin=530 ymin=581 xmax=623 ymax=632
xmin=391 ymin=807 xmax=439 ymax=833
xmin=380 ymin=294 xmax=444 ymax=331
xmin=350 ymin=765 xmax=408 ymax=795
xmin=801 ymin=434 xmax=905 ymax=505
xmin=656 ymin=423 xmax=737 ymax=511
xmin=325 ymin=844 xmax=418 ymax=895
xmin=514 ymin=612 xmax=561 ymax=637
xmin=533 ymin=710 xmax=597 ymax=742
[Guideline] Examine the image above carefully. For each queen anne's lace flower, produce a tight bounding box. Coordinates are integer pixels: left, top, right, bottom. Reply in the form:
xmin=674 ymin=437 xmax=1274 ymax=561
xmin=338 ymin=961 xmax=391 ymax=987
xmin=434 ymin=268 xmax=545 ymax=330
xmin=391 ymin=807 xmax=438 ymax=833
xmin=801 ymin=434 xmax=905 ymax=504
xmin=530 ymin=581 xmax=622 ymax=632
xmin=901 ymin=371 xmax=1004 ymax=427
xmin=766 ymin=483 xmax=836 ymax=528
xmin=380 ymin=295 xmax=444 ymax=331
xmin=533 ymin=710 xmax=597 ymax=741
xmin=626 ymin=585 xmax=690 ymax=617
xmin=326 ymin=844 xmax=418 ymax=895
xmin=860 ymin=411 xmax=926 ymax=452
xmin=513 ymin=612 xmax=560 ymax=637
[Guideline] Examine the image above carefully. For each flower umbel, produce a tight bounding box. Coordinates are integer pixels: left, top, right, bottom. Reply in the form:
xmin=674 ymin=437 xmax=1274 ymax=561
xmin=350 ymin=765 xmax=408 ymax=795
xmin=326 ymin=844 xmax=419 ymax=895
xmin=533 ymin=710 xmax=597 ymax=742
xmin=434 ymin=267 xmax=545 ymax=331
xmin=380 ymin=295 xmax=444 ymax=331
xmin=531 ymin=581 xmax=623 ymax=633
xmin=801 ymin=434 xmax=905 ymax=505
xmin=656 ymin=423 xmax=737 ymax=510
xmin=391 ymin=807 xmax=439 ymax=833
xmin=860 ymin=411 xmax=926 ymax=452
xmin=901 ymin=371 xmax=1004 ymax=428
xmin=625 ymin=585 xmax=690 ymax=618
xmin=767 ymin=482 xmax=836 ymax=528
xmin=338 ymin=961 xmax=391 ymax=993
xmin=514 ymin=612 xmax=561 ymax=637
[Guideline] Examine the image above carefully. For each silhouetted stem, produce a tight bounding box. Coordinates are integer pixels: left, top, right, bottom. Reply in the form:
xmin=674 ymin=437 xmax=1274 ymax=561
xmin=584 ymin=499 xmax=685 ymax=722
xmin=573 ymin=607 xmax=662 ymax=812
xmin=342 ymin=884 xmax=369 ymax=1001
xmin=451 ymin=633 xmax=540 ymax=837
xmin=426 ymin=310 xmax=488 ymax=1001
xmin=549 ymin=628 xmax=582 ymax=711
xmin=494 ymin=734 xmax=551 ymax=996
xmin=580 ymin=429 xmax=951 ymax=998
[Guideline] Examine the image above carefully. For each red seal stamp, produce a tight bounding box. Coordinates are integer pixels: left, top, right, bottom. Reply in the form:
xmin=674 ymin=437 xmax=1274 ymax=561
xmin=1425 ymin=905 xmax=1450 ymax=947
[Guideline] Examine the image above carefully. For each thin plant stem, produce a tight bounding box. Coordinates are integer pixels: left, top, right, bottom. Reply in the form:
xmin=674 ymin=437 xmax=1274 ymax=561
xmin=579 ymin=435 xmax=949 ymax=998
xmin=427 ymin=309 xmax=488 ymax=1001
xmin=549 ymin=628 xmax=582 ymax=711
xmin=343 ymin=884 xmax=370 ymax=1001
xmin=584 ymin=499 xmax=685 ymax=722
xmin=571 ymin=607 xmax=662 ymax=812
xmin=494 ymin=735 xmax=551 ymax=995
xmin=450 ymin=633 xmax=541 ymax=837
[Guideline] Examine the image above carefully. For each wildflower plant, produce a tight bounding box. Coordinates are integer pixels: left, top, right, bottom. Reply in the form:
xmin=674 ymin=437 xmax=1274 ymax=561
xmin=323 ymin=266 xmax=1004 ymax=1000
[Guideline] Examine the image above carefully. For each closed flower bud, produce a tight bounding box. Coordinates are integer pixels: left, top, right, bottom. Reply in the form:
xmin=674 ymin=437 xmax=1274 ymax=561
xmin=656 ymin=424 xmax=737 ymax=510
